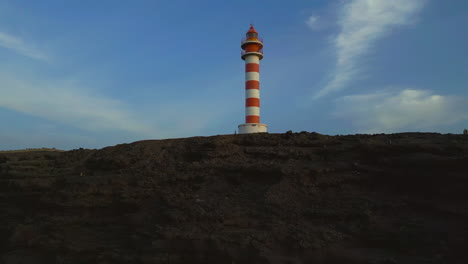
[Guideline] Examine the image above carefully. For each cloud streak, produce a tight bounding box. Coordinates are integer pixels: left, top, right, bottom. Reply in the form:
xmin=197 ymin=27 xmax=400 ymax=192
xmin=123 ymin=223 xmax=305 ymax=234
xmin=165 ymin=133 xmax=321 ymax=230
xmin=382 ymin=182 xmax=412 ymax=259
xmin=0 ymin=31 xmax=49 ymax=61
xmin=314 ymin=0 xmax=427 ymax=99
xmin=333 ymin=89 xmax=468 ymax=133
xmin=0 ymin=73 xmax=156 ymax=137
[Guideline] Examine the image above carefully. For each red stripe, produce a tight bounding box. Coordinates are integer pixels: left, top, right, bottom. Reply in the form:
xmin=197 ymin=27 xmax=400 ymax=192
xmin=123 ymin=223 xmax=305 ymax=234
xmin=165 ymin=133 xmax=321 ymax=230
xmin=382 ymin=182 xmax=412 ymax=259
xmin=246 ymin=115 xmax=260 ymax=123
xmin=245 ymin=80 xmax=260 ymax=89
xmin=246 ymin=98 xmax=260 ymax=107
xmin=245 ymin=63 xmax=259 ymax=72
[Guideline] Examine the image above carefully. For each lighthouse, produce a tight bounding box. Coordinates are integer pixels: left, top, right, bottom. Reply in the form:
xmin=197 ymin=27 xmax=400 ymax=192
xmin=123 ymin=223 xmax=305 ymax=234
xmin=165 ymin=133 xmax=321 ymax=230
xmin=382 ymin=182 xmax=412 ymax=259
xmin=238 ymin=25 xmax=268 ymax=134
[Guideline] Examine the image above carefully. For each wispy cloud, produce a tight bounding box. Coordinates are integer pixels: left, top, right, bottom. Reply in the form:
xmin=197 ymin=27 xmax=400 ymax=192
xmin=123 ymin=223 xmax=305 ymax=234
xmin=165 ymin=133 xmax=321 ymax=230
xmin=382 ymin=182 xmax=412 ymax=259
xmin=0 ymin=31 xmax=49 ymax=61
xmin=306 ymin=15 xmax=320 ymax=30
xmin=314 ymin=0 xmax=427 ymax=99
xmin=0 ymin=73 xmax=156 ymax=137
xmin=333 ymin=89 xmax=468 ymax=133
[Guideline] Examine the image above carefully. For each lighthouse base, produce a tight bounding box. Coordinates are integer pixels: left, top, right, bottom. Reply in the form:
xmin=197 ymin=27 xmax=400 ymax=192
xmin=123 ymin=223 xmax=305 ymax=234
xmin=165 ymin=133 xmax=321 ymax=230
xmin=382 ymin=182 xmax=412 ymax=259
xmin=238 ymin=123 xmax=268 ymax=134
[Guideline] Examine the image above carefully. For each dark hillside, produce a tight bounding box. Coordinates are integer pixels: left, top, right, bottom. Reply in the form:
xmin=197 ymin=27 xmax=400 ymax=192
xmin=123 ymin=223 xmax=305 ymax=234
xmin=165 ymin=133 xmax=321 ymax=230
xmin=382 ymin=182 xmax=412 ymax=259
xmin=1 ymin=132 xmax=467 ymax=263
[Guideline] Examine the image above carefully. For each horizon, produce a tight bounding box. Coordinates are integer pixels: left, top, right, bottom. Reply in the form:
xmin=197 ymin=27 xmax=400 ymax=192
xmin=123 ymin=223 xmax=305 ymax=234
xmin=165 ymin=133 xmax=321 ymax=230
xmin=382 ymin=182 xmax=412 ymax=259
xmin=1 ymin=0 xmax=468 ymax=150
xmin=1 ymin=131 xmax=464 ymax=152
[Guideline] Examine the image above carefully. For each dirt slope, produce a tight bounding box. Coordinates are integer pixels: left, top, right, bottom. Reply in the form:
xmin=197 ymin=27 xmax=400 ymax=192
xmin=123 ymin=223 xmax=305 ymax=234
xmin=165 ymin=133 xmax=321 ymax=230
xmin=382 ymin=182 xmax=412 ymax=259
xmin=1 ymin=132 xmax=467 ymax=263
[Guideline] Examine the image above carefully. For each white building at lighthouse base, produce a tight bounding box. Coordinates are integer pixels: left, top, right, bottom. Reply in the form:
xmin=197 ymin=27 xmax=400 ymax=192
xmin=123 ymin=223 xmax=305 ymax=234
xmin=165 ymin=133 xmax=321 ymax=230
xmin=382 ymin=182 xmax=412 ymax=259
xmin=238 ymin=123 xmax=268 ymax=134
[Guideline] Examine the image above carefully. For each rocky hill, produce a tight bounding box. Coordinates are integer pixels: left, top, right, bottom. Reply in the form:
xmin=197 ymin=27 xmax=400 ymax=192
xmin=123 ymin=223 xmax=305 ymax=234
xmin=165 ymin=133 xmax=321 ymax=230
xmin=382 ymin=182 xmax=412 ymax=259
xmin=0 ymin=132 xmax=467 ymax=264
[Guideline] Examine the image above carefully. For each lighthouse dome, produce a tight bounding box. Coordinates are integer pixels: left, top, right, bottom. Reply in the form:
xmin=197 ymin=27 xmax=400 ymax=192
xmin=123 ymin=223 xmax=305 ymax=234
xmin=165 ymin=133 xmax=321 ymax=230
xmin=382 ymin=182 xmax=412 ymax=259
xmin=247 ymin=24 xmax=258 ymax=34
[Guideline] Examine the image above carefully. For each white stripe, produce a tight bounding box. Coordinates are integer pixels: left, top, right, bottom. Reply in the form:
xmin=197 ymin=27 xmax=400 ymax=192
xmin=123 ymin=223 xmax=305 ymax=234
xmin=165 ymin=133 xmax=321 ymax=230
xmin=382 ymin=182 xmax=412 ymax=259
xmin=246 ymin=106 xmax=260 ymax=116
xmin=245 ymin=56 xmax=260 ymax=64
xmin=245 ymin=72 xmax=259 ymax=81
xmin=246 ymin=89 xmax=260 ymax=99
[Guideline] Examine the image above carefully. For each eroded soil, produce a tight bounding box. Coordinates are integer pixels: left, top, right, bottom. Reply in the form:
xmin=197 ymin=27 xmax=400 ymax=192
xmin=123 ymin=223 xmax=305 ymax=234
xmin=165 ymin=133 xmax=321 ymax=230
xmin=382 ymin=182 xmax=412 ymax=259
xmin=1 ymin=132 xmax=467 ymax=263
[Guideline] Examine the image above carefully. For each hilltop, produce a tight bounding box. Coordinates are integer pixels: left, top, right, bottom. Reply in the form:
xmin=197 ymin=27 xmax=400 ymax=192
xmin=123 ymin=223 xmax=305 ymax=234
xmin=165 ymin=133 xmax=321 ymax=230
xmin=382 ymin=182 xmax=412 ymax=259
xmin=0 ymin=132 xmax=467 ymax=263
xmin=0 ymin=148 xmax=64 ymax=154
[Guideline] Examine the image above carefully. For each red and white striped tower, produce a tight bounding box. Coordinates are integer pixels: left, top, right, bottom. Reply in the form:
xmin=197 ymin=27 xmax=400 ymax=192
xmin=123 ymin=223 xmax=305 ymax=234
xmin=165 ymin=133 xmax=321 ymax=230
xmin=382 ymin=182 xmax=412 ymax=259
xmin=238 ymin=25 xmax=268 ymax=134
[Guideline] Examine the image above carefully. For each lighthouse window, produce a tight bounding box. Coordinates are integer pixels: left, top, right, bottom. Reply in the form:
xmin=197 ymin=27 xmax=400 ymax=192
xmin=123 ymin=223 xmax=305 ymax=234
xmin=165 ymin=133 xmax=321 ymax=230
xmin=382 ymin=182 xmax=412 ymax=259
xmin=247 ymin=33 xmax=258 ymax=38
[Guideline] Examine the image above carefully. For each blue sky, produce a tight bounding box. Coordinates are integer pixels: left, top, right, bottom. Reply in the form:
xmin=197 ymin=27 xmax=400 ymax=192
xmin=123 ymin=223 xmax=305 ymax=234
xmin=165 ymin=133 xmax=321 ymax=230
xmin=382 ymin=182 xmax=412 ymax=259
xmin=1 ymin=0 xmax=467 ymax=150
